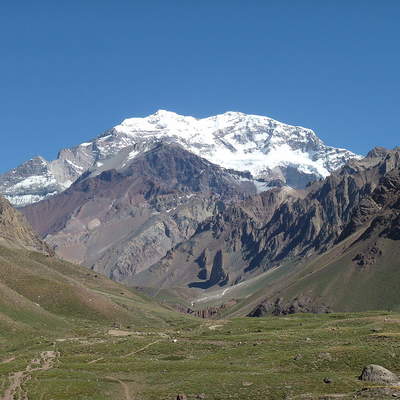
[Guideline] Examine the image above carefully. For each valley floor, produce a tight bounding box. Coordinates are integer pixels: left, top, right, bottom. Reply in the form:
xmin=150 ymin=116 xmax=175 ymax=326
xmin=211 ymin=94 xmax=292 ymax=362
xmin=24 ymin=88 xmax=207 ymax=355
xmin=1 ymin=312 xmax=400 ymax=399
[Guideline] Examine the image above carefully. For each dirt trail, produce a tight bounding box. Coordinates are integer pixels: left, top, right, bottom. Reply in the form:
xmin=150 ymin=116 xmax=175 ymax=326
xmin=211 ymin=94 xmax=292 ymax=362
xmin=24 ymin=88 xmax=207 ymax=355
xmin=106 ymin=376 xmax=133 ymax=400
xmin=0 ymin=357 xmax=15 ymax=364
xmin=122 ymin=339 xmax=161 ymax=358
xmin=1 ymin=351 xmax=58 ymax=400
xmin=88 ymin=357 xmax=104 ymax=364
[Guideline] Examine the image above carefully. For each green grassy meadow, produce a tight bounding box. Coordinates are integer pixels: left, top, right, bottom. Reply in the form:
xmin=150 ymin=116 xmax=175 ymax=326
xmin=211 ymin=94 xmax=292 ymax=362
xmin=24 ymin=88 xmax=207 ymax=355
xmin=2 ymin=311 xmax=400 ymax=399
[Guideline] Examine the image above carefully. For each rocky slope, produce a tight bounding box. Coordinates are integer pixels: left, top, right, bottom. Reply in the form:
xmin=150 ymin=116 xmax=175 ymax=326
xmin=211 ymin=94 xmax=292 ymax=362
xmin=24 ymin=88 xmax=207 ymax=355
xmin=22 ymin=143 xmax=257 ymax=282
xmin=0 ymin=110 xmax=358 ymax=206
xmin=0 ymin=195 xmax=49 ymax=253
xmin=242 ymin=157 xmax=400 ymax=317
xmin=0 ymin=193 xmax=190 ymax=334
xmin=132 ymin=186 xmax=299 ymax=290
xmin=135 ymin=147 xmax=400 ymax=306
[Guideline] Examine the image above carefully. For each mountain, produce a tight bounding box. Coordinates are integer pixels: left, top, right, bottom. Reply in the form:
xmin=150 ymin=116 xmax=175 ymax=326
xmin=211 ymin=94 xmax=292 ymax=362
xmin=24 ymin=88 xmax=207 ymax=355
xmin=240 ymin=149 xmax=400 ymax=316
xmin=134 ymin=147 xmax=400 ymax=314
xmin=22 ymin=143 xmax=257 ymax=282
xmin=132 ymin=186 xmax=298 ymax=291
xmin=0 ymin=193 xmax=190 ymax=334
xmin=0 ymin=110 xmax=358 ymax=206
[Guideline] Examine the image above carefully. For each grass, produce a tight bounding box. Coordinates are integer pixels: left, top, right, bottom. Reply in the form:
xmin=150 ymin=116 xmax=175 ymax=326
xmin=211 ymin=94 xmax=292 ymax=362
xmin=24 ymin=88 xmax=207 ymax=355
xmin=2 ymin=242 xmax=400 ymax=399
xmin=1 ymin=311 xmax=400 ymax=399
xmin=0 ymin=244 xmax=196 ymax=332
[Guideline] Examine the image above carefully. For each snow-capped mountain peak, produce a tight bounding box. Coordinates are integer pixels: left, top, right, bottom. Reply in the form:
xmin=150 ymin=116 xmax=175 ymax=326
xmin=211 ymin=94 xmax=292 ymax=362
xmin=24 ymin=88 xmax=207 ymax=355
xmin=0 ymin=110 xmax=360 ymax=206
xmin=112 ymin=110 xmax=355 ymax=178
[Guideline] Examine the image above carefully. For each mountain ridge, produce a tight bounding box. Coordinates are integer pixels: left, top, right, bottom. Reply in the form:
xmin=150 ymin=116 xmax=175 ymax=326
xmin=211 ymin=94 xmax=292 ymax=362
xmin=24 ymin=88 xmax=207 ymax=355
xmin=0 ymin=110 xmax=359 ymax=206
xmin=21 ymin=143 xmax=256 ymax=281
xmin=0 ymin=195 xmax=50 ymax=253
xmin=132 ymin=147 xmax=400 ymax=309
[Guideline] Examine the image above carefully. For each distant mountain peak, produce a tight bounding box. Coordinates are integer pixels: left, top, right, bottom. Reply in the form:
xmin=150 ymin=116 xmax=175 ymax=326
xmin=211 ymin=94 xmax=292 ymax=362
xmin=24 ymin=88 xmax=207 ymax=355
xmin=0 ymin=110 xmax=360 ymax=206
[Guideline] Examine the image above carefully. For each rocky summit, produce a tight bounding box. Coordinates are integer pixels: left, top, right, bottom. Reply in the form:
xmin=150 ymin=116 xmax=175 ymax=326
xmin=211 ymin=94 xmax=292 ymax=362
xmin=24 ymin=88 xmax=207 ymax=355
xmin=0 ymin=110 xmax=358 ymax=207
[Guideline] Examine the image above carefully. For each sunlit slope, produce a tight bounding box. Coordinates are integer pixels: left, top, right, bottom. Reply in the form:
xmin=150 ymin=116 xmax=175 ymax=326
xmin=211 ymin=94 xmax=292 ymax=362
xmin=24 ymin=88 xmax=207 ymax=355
xmin=0 ymin=244 xmax=192 ymax=334
xmin=225 ymin=228 xmax=400 ymax=317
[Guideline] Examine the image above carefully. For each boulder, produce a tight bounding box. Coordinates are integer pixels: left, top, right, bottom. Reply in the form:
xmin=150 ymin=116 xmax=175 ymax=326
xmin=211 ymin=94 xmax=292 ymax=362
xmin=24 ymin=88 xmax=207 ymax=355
xmin=359 ymin=364 xmax=399 ymax=384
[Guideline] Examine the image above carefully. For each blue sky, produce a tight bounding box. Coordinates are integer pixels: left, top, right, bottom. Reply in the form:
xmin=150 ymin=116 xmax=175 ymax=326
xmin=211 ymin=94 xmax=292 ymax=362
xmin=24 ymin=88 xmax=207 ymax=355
xmin=1 ymin=1 xmax=399 ymax=172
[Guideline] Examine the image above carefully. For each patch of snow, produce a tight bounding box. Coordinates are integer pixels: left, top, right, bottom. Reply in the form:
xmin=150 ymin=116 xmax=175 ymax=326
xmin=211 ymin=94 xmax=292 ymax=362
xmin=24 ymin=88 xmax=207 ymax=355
xmin=127 ymin=150 xmax=139 ymax=160
xmin=10 ymin=175 xmax=57 ymax=190
xmin=65 ymin=159 xmax=84 ymax=171
xmin=253 ymin=181 xmax=273 ymax=193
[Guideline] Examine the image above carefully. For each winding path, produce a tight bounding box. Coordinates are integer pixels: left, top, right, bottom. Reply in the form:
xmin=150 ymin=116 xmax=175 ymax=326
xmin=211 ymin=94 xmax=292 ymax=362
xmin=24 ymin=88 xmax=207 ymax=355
xmin=106 ymin=376 xmax=133 ymax=400
xmin=1 ymin=351 xmax=58 ymax=400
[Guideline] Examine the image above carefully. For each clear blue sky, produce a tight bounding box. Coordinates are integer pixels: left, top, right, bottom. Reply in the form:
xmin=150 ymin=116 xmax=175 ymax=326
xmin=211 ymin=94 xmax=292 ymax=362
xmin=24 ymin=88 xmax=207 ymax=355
xmin=1 ymin=1 xmax=399 ymax=172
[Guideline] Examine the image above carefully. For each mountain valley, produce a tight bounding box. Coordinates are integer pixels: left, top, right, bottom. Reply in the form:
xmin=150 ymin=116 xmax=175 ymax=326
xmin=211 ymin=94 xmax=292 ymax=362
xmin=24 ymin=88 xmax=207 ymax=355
xmin=0 ymin=111 xmax=399 ymax=399
xmin=0 ymin=110 xmax=373 ymax=308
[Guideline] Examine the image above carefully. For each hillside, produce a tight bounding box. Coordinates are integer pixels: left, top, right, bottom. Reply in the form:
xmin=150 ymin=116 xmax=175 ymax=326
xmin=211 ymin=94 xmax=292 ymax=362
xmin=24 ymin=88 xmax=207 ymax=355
xmin=0 ymin=196 xmax=49 ymax=253
xmin=134 ymin=148 xmax=400 ymax=315
xmin=21 ymin=143 xmax=255 ymax=282
xmin=240 ymin=150 xmax=400 ymax=317
xmin=0 ymin=194 xmax=192 ymax=334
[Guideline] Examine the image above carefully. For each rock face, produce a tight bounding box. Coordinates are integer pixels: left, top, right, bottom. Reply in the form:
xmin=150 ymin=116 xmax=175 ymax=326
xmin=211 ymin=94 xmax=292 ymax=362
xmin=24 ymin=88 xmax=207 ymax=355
xmin=248 ymin=296 xmax=331 ymax=317
xmin=250 ymin=148 xmax=400 ymax=265
xmin=174 ymin=300 xmax=237 ymax=319
xmin=134 ymin=147 xmax=400 ymax=306
xmin=0 ymin=110 xmax=359 ymax=206
xmin=0 ymin=195 xmax=49 ymax=253
xmin=0 ymin=154 xmax=89 ymax=207
xmin=21 ymin=144 xmax=256 ymax=282
xmin=359 ymin=364 xmax=399 ymax=384
xmin=132 ymin=186 xmax=297 ymax=289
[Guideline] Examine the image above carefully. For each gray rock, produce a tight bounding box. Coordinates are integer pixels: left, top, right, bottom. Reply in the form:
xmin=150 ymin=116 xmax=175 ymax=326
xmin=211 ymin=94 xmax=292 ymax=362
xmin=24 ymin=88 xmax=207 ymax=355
xmin=359 ymin=364 xmax=399 ymax=384
xmin=319 ymin=352 xmax=333 ymax=361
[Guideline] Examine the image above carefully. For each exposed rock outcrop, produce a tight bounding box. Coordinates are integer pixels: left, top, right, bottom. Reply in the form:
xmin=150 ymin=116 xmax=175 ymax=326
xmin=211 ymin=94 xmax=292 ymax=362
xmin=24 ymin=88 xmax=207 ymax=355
xmin=0 ymin=196 xmax=50 ymax=254
xmin=359 ymin=364 xmax=399 ymax=384
xmin=248 ymin=296 xmax=331 ymax=317
xmin=139 ymin=148 xmax=400 ymax=294
xmin=22 ymin=144 xmax=256 ymax=282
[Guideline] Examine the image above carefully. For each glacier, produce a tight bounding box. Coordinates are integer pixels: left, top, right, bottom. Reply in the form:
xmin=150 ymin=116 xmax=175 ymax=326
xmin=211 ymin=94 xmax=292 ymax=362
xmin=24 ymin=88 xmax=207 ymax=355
xmin=0 ymin=110 xmax=360 ymax=206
